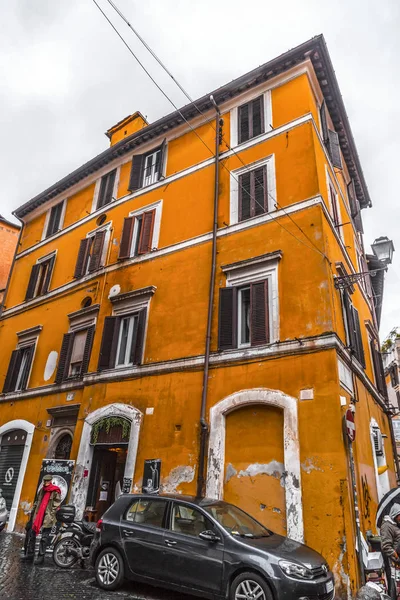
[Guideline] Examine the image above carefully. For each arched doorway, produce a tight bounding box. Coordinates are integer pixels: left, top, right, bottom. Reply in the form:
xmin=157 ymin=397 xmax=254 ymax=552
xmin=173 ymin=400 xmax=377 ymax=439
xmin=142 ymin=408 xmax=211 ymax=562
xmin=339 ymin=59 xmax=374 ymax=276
xmin=206 ymin=388 xmax=303 ymax=542
xmin=54 ymin=433 xmax=73 ymax=460
xmin=0 ymin=419 xmax=35 ymax=531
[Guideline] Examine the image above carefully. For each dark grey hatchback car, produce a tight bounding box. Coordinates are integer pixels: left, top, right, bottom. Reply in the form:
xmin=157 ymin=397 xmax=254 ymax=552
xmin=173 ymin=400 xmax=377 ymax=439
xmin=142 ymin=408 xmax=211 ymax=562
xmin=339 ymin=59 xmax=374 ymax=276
xmin=91 ymin=494 xmax=334 ymax=600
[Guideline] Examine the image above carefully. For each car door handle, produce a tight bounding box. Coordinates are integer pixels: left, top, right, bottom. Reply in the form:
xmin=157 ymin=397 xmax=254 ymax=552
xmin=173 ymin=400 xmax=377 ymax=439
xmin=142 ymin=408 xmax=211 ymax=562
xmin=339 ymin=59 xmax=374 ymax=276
xmin=164 ymin=539 xmax=177 ymax=546
xmin=122 ymin=529 xmax=135 ymax=537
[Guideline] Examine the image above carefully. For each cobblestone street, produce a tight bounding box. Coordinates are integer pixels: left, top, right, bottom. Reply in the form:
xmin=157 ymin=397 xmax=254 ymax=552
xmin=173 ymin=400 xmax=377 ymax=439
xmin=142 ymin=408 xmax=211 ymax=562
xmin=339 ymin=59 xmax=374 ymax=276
xmin=0 ymin=534 xmax=193 ymax=600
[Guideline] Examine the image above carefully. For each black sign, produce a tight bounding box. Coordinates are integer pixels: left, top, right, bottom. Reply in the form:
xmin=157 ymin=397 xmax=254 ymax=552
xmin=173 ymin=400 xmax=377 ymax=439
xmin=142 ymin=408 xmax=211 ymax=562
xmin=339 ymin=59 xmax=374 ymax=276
xmin=142 ymin=459 xmax=161 ymax=494
xmin=34 ymin=459 xmax=75 ymax=506
xmin=122 ymin=477 xmax=132 ymax=494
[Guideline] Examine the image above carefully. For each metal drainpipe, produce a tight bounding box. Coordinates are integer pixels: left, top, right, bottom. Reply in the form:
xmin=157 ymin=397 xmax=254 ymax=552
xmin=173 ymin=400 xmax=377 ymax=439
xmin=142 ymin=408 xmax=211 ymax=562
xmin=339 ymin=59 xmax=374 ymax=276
xmin=196 ymin=96 xmax=221 ymax=498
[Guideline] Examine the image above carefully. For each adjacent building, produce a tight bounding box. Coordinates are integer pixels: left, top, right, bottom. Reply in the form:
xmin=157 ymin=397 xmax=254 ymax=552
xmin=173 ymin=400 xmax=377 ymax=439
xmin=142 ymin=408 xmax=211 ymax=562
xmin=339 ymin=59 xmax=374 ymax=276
xmin=0 ymin=215 xmax=20 ymax=305
xmin=0 ymin=35 xmax=395 ymax=598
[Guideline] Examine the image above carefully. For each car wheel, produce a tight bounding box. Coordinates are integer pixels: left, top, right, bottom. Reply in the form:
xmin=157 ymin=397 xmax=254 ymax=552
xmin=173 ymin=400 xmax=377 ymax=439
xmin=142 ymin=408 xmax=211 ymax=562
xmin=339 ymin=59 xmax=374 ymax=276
xmin=95 ymin=547 xmax=124 ymax=591
xmin=230 ymin=572 xmax=272 ymax=600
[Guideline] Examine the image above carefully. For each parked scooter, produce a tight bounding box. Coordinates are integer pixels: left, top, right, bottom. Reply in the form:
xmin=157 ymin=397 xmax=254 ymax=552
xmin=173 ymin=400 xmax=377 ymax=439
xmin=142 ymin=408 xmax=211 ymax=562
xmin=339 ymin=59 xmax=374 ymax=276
xmin=0 ymin=488 xmax=7 ymax=533
xmin=52 ymin=505 xmax=96 ymax=568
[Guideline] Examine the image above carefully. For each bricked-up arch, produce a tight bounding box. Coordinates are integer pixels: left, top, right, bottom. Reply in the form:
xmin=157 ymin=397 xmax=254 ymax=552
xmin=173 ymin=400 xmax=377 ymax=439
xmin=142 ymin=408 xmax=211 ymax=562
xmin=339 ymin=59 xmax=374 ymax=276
xmin=206 ymin=388 xmax=303 ymax=542
xmin=0 ymin=419 xmax=35 ymax=532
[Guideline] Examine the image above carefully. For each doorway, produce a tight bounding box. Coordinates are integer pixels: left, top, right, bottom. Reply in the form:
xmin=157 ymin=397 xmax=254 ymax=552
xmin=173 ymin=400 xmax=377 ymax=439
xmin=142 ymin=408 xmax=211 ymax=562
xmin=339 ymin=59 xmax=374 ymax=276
xmin=0 ymin=429 xmax=27 ymax=513
xmin=86 ymin=445 xmax=127 ymax=520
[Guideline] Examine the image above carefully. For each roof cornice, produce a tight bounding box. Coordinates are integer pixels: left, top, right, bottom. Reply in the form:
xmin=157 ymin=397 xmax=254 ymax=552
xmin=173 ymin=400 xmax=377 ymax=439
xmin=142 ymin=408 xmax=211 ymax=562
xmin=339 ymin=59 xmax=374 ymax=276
xmin=14 ymin=34 xmax=371 ymax=219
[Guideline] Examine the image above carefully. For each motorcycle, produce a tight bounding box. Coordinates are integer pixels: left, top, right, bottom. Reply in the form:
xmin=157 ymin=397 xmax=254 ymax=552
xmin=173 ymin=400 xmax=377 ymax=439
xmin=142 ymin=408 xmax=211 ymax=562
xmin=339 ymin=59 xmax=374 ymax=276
xmin=0 ymin=488 xmax=7 ymax=532
xmin=52 ymin=505 xmax=96 ymax=568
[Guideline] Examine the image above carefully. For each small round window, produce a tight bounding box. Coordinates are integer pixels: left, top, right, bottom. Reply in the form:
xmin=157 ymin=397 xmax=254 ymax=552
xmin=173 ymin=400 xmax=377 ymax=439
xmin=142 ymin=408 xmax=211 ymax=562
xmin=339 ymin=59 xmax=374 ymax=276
xmin=81 ymin=296 xmax=93 ymax=308
xmin=96 ymin=214 xmax=107 ymax=226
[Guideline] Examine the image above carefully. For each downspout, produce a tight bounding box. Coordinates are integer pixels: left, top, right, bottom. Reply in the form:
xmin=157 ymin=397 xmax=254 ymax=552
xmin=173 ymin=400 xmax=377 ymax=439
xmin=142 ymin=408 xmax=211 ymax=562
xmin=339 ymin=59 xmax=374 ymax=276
xmin=197 ymin=96 xmax=221 ymax=498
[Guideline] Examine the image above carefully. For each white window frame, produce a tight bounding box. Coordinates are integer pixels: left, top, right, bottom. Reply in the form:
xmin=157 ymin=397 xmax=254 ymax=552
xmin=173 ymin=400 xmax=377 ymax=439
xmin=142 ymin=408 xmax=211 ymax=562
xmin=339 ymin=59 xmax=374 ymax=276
xmin=84 ymin=222 xmax=112 ymax=276
xmin=143 ymin=149 xmax=162 ymax=187
xmin=115 ymin=314 xmax=139 ymax=368
xmin=230 ymin=90 xmax=273 ymax=148
xmin=222 ymin=252 xmax=281 ymax=344
xmin=42 ymin=200 xmax=66 ymax=241
xmin=230 ymin=155 xmax=276 ymax=225
xmin=325 ymin=168 xmax=344 ymax=242
xmin=128 ymin=200 xmax=162 ymax=257
xmin=14 ymin=325 xmax=42 ymax=391
xmin=91 ymin=166 xmax=121 ymax=213
xmin=33 ymin=251 xmax=57 ymax=297
xmin=370 ymin=418 xmax=390 ymax=501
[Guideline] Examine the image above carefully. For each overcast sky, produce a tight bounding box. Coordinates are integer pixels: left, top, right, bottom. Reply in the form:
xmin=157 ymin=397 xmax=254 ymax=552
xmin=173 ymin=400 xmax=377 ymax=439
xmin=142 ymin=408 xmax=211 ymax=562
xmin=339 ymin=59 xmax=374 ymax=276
xmin=1 ymin=0 xmax=399 ymax=337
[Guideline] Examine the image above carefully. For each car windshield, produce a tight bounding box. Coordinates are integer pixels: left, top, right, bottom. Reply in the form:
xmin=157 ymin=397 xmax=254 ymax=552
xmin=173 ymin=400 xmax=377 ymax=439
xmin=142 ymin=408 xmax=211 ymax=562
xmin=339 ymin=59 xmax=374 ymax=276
xmin=203 ymin=502 xmax=270 ymax=538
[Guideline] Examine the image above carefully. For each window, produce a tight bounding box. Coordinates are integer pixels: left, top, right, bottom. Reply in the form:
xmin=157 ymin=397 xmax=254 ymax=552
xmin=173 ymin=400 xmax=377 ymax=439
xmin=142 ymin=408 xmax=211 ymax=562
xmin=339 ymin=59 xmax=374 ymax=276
xmin=55 ymin=327 xmax=95 ymax=383
xmin=125 ymin=498 xmax=166 ymax=528
xmin=320 ymin=100 xmax=342 ymax=169
xmin=390 ymin=366 xmax=399 ymax=388
xmin=98 ymin=310 xmax=146 ymax=370
xmin=44 ymin=201 xmax=64 ymax=238
xmin=118 ymin=209 xmax=156 ymax=259
xmin=342 ymin=290 xmax=365 ymax=367
xmin=25 ymin=254 xmax=56 ymax=301
xmin=74 ymin=228 xmax=108 ymax=278
xmin=347 ymin=180 xmax=363 ymax=233
xmin=238 ymin=96 xmax=264 ymax=144
xmin=370 ymin=338 xmax=387 ymax=397
xmin=219 ymin=280 xmax=269 ymax=351
xmin=328 ymin=180 xmax=341 ymax=230
xmin=54 ymin=434 xmax=73 ymax=460
xmin=171 ymin=504 xmax=212 ymax=537
xmin=238 ymin=166 xmax=268 ymax=222
xmin=2 ymin=345 xmax=35 ymax=393
xmin=128 ymin=140 xmax=166 ymax=192
xmin=96 ymin=169 xmax=117 ymax=209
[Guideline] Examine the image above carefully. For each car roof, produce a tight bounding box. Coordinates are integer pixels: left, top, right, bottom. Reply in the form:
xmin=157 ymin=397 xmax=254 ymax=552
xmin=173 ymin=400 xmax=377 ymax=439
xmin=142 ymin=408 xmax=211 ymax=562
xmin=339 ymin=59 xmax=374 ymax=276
xmin=122 ymin=493 xmax=224 ymax=508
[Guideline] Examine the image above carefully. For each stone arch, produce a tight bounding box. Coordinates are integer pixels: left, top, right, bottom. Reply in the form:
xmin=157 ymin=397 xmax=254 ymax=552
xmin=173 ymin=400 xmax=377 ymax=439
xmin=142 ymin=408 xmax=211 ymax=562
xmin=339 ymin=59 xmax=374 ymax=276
xmin=206 ymin=388 xmax=303 ymax=542
xmin=46 ymin=427 xmax=74 ymax=459
xmin=70 ymin=403 xmax=142 ymax=519
xmin=0 ymin=419 xmax=35 ymax=532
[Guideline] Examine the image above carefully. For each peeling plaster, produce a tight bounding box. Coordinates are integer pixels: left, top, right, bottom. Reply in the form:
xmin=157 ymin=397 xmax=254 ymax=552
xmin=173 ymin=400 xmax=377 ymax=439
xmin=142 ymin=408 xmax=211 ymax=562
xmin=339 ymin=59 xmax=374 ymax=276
xmin=301 ymin=458 xmax=324 ymax=474
xmin=237 ymin=461 xmax=284 ymax=481
xmin=332 ymin=536 xmax=351 ymax=600
xmin=20 ymin=501 xmax=32 ymax=515
xmin=225 ymin=463 xmax=237 ymax=483
xmin=161 ymin=465 xmax=195 ymax=493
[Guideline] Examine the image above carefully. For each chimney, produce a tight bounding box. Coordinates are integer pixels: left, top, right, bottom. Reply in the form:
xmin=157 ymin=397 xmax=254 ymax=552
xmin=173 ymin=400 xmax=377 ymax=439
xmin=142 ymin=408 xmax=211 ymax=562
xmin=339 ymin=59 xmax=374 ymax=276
xmin=106 ymin=111 xmax=148 ymax=146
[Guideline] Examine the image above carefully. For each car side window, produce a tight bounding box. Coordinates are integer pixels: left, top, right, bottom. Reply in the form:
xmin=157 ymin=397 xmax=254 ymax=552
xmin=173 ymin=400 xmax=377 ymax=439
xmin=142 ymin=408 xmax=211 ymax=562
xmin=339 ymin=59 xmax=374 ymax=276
xmin=125 ymin=499 xmax=166 ymax=528
xmin=171 ymin=503 xmax=213 ymax=537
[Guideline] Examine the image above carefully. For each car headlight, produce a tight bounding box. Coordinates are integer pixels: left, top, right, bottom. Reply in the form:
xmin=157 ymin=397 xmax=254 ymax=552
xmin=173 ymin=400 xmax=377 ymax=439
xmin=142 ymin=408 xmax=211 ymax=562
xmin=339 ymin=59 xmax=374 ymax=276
xmin=279 ymin=560 xmax=313 ymax=580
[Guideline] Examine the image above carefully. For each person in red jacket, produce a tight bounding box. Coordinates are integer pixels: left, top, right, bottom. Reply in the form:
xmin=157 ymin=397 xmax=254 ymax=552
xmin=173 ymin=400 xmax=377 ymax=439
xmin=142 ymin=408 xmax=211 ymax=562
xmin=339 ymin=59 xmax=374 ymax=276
xmin=22 ymin=474 xmax=61 ymax=564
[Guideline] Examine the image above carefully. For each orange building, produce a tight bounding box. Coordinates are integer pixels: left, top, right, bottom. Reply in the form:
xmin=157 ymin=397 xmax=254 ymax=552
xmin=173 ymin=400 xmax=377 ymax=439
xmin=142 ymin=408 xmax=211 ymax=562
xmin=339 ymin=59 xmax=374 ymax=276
xmin=0 ymin=35 xmax=396 ymax=597
xmin=0 ymin=215 xmax=20 ymax=305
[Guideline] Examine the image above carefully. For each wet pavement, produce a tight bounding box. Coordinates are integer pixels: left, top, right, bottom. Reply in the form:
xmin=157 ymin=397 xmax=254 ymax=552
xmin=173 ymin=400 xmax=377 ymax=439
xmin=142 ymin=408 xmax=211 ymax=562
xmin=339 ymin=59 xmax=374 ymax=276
xmin=0 ymin=533 xmax=194 ymax=600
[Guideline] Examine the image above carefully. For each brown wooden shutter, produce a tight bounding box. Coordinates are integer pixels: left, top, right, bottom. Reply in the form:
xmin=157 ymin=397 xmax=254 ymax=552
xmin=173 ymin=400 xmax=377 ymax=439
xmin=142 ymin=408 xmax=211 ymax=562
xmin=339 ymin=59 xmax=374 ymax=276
xmin=88 ymin=230 xmax=106 ymax=273
xmin=251 ymin=96 xmax=264 ymax=138
xmin=74 ymin=238 xmax=91 ymax=278
xmin=342 ymin=290 xmax=357 ymax=352
xmin=98 ymin=317 xmax=118 ymax=370
xmin=347 ymin=180 xmax=363 ymax=233
xmin=19 ymin=345 xmax=35 ymax=391
xmin=119 ymin=217 xmax=135 ymax=260
xmin=320 ymin=100 xmax=328 ymax=143
xmin=253 ymin=167 xmax=267 ymax=216
xmin=25 ymin=264 xmax=40 ymax=301
xmin=218 ymin=288 xmax=237 ymax=350
xmin=327 ymin=130 xmax=343 ymax=169
xmin=238 ymin=103 xmax=250 ymax=144
xmin=46 ymin=202 xmax=63 ymax=237
xmin=132 ymin=309 xmax=147 ymax=365
xmin=55 ymin=333 xmax=74 ymax=384
xmin=239 ymin=172 xmax=251 ymax=221
xmin=352 ymin=307 xmax=365 ymax=367
xmin=97 ymin=170 xmax=116 ymax=209
xmin=137 ymin=210 xmax=155 ymax=254
xmin=80 ymin=326 xmax=95 ymax=376
xmin=42 ymin=255 xmax=56 ymax=294
xmin=370 ymin=339 xmax=386 ymax=396
xmin=155 ymin=138 xmax=167 ymax=179
xmin=250 ymin=280 xmax=269 ymax=346
xmin=128 ymin=155 xmax=144 ymax=191
xmin=2 ymin=349 xmax=22 ymax=393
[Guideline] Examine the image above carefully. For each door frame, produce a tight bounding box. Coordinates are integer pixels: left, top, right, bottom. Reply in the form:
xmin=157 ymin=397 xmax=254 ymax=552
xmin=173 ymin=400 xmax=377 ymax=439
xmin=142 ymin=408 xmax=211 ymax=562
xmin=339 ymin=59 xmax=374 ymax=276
xmin=205 ymin=388 xmax=304 ymax=542
xmin=0 ymin=419 xmax=35 ymax=532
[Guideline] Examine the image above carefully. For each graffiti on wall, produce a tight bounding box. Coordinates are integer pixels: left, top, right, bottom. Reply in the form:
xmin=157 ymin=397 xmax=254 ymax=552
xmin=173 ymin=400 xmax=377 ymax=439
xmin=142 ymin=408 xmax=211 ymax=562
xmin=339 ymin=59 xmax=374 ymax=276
xmin=361 ymin=474 xmax=372 ymax=520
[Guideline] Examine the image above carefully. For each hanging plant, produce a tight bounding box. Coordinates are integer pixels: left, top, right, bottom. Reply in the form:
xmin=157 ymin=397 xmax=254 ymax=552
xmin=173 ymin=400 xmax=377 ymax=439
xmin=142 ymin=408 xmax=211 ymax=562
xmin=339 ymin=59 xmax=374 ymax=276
xmin=91 ymin=416 xmax=131 ymax=445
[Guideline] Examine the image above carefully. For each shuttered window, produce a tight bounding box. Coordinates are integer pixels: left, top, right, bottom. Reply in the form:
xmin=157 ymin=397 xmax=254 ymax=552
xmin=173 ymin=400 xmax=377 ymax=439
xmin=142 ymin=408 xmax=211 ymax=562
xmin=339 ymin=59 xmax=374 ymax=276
xmin=347 ymin=180 xmax=363 ymax=233
xmin=97 ymin=169 xmax=117 ymax=209
xmin=342 ymin=290 xmax=365 ymax=367
xmin=74 ymin=230 xmax=107 ymax=278
xmin=45 ymin=202 xmax=64 ymax=238
xmin=328 ymin=182 xmax=340 ymax=229
xmin=370 ymin=339 xmax=388 ymax=398
xmin=238 ymin=96 xmax=264 ymax=144
xmin=320 ymin=101 xmax=342 ymax=169
xmin=118 ymin=210 xmax=156 ymax=259
xmin=238 ymin=166 xmax=268 ymax=222
xmin=2 ymin=345 xmax=35 ymax=393
xmin=98 ymin=310 xmax=147 ymax=370
xmin=128 ymin=139 xmax=167 ymax=192
xmin=25 ymin=255 xmax=56 ymax=301
xmin=55 ymin=326 xmax=95 ymax=383
xmin=218 ymin=281 xmax=269 ymax=351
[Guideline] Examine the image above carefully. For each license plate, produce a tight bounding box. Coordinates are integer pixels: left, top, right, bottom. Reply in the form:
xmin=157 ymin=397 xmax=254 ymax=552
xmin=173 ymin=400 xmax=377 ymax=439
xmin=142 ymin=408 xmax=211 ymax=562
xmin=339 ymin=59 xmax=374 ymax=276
xmin=325 ymin=580 xmax=334 ymax=593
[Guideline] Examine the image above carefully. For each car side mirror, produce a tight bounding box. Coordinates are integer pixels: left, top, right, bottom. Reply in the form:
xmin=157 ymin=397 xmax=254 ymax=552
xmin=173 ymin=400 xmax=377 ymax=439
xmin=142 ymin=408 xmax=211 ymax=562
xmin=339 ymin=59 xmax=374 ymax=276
xmin=199 ymin=530 xmax=220 ymax=543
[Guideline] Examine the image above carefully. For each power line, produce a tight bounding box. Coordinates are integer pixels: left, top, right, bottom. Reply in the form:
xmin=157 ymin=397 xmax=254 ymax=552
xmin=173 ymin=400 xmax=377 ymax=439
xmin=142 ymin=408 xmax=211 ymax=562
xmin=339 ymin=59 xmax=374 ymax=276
xmin=92 ymin=0 xmax=331 ymax=258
